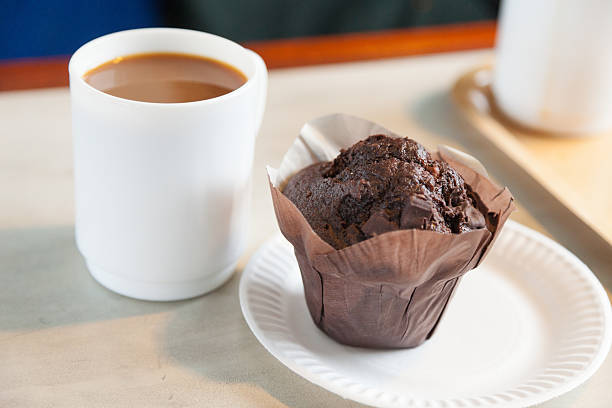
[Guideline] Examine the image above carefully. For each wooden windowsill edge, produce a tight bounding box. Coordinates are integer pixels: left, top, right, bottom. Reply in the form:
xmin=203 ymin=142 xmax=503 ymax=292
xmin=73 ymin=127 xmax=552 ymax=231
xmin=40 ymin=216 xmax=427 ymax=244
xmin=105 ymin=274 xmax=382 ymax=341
xmin=0 ymin=21 xmax=496 ymax=92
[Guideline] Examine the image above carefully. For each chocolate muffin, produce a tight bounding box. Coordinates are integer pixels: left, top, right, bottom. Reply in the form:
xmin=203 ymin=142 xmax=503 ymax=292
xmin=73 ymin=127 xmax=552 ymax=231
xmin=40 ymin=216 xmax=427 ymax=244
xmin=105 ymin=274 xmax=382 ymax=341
xmin=270 ymin=115 xmax=515 ymax=348
xmin=283 ymin=134 xmax=486 ymax=249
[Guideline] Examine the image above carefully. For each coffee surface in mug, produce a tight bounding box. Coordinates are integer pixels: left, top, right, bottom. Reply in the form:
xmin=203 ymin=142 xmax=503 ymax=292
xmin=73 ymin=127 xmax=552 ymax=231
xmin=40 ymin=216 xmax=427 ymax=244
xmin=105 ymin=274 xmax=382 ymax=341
xmin=83 ymin=52 xmax=247 ymax=103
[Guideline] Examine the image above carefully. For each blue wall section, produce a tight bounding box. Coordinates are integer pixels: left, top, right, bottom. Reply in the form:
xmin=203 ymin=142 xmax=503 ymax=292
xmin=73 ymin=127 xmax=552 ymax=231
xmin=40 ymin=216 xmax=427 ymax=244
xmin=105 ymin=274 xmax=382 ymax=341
xmin=0 ymin=0 xmax=162 ymax=60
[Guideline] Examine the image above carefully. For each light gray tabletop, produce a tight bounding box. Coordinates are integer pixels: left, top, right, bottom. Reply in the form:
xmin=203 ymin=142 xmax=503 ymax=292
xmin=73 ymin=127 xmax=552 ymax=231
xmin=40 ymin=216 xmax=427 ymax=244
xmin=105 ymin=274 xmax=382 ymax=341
xmin=1 ymin=50 xmax=611 ymax=407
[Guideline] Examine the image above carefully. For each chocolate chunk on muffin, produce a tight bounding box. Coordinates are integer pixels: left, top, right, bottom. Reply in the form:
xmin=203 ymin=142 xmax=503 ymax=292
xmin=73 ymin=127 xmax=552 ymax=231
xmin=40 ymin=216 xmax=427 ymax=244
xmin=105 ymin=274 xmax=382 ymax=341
xmin=283 ymin=134 xmax=485 ymax=249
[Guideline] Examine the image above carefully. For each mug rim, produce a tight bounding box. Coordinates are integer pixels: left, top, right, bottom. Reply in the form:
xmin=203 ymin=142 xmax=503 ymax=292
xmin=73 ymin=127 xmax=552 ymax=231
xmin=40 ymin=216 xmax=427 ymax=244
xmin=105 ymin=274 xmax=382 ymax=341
xmin=68 ymin=27 xmax=262 ymax=107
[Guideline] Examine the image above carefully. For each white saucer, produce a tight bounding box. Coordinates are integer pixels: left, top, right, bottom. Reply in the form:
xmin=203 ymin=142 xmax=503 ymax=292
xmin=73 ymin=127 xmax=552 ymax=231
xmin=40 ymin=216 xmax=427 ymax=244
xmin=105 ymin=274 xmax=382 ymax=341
xmin=240 ymin=221 xmax=611 ymax=408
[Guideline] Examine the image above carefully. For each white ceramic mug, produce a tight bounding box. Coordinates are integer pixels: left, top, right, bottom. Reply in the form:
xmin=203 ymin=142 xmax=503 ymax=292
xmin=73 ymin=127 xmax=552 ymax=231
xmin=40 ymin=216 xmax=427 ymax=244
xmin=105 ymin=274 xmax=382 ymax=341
xmin=69 ymin=28 xmax=267 ymax=301
xmin=493 ymin=0 xmax=612 ymax=135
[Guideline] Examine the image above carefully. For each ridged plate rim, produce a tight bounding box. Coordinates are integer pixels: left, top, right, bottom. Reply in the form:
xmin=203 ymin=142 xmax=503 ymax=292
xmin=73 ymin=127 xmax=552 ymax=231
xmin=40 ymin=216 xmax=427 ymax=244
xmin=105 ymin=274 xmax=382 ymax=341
xmin=239 ymin=220 xmax=612 ymax=408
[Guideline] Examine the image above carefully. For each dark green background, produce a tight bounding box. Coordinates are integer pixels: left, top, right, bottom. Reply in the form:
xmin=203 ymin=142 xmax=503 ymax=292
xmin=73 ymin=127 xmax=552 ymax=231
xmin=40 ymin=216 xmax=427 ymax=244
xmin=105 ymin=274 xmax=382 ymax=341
xmin=165 ymin=0 xmax=499 ymax=42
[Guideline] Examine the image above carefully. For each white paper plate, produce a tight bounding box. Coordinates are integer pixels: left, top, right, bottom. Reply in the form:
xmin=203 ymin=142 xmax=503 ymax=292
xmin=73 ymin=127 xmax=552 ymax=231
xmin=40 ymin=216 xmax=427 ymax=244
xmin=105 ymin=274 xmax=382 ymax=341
xmin=240 ymin=221 xmax=612 ymax=408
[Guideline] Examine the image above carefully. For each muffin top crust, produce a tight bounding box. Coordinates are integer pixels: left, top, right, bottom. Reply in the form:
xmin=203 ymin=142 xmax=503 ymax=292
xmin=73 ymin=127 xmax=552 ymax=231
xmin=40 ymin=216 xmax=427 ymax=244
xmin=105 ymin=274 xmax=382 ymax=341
xmin=283 ymin=134 xmax=485 ymax=249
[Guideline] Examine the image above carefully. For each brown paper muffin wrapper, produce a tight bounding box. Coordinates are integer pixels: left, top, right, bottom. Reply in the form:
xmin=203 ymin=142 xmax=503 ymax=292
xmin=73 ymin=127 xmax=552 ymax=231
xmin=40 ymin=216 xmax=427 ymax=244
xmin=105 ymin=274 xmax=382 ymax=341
xmin=268 ymin=114 xmax=515 ymax=348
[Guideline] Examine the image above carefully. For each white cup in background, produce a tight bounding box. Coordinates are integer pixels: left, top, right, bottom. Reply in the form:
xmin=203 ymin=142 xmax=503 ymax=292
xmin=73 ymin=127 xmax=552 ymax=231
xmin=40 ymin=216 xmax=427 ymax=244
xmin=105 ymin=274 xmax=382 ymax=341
xmin=493 ymin=0 xmax=612 ymax=135
xmin=69 ymin=28 xmax=267 ymax=301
